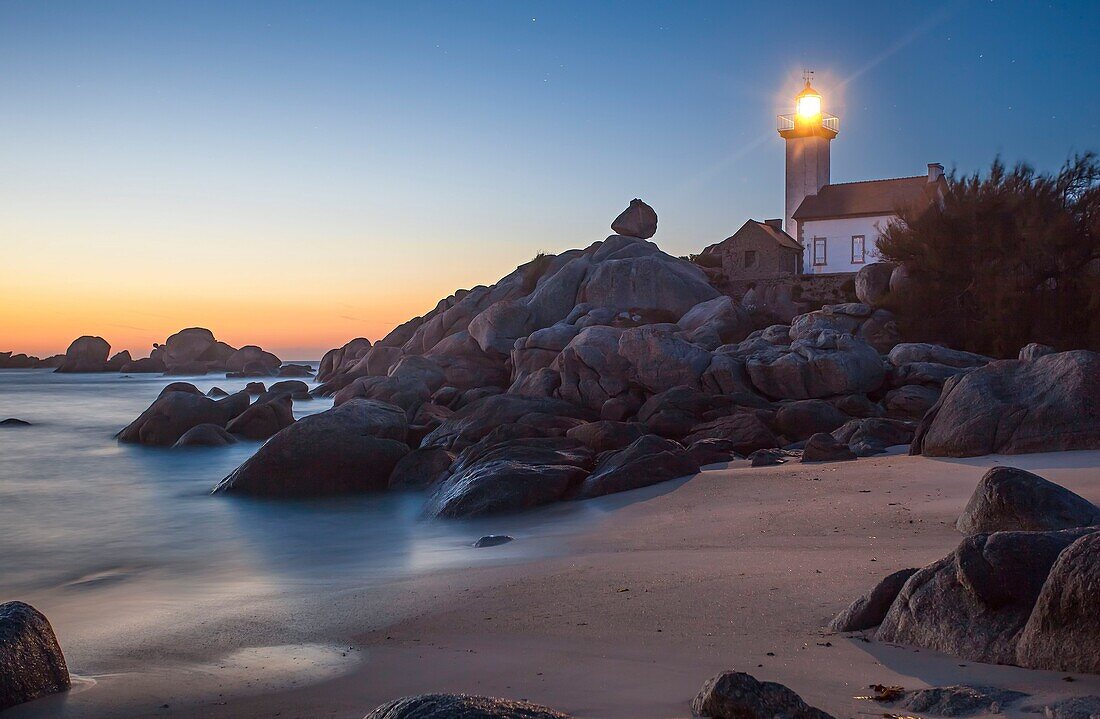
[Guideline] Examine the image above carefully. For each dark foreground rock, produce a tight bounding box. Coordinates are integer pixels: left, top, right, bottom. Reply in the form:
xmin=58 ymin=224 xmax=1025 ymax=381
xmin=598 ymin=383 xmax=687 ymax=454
xmin=225 ymin=395 xmax=295 ymax=440
xmin=691 ymin=671 xmax=834 ymax=719
xmin=0 ymin=601 xmax=70 ymax=711
xmin=913 ymin=350 xmax=1100 ymax=457
xmin=364 ymin=693 xmax=571 ymax=719
xmin=956 ymin=466 xmax=1100 ymax=534
xmin=213 ymin=400 xmax=409 ymax=497
xmin=575 ymin=434 xmax=697 ymax=499
xmin=828 ymin=567 xmax=918 ymax=632
xmin=879 ymin=686 xmax=1028 ymax=717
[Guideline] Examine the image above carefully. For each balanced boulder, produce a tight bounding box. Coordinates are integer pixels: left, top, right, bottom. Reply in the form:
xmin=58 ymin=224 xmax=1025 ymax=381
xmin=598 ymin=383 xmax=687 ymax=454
xmin=610 ymin=198 xmax=657 ymax=239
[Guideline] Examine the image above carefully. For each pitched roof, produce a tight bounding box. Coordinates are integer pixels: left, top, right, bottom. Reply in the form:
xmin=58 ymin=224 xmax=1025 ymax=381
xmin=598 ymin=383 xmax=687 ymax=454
xmin=753 ymin=220 xmax=803 ymax=251
xmin=793 ymin=176 xmax=941 ymax=220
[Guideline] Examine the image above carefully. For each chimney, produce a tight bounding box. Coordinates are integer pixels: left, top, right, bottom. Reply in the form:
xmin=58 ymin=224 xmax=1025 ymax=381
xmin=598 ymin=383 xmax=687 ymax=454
xmin=764 ymin=218 xmax=783 ymax=230
xmin=927 ymin=163 xmax=944 ymax=183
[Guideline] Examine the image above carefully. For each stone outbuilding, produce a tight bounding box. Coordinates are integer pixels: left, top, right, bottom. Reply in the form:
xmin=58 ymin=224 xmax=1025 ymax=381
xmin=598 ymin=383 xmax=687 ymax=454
xmin=701 ymin=219 xmax=803 ymax=282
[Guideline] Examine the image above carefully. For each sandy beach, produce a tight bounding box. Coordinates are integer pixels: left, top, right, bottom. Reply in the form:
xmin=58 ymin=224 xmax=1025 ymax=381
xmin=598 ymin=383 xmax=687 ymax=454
xmin=12 ymin=449 xmax=1100 ymax=719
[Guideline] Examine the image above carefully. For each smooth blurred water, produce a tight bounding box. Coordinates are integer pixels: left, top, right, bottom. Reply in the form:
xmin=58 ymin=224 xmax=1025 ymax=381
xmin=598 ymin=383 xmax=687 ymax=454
xmin=0 ymin=369 xmax=595 ymax=603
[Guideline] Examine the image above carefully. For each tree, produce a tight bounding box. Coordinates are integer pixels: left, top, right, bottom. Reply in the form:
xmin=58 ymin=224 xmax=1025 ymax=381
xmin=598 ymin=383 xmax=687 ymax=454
xmin=877 ymin=154 xmax=1100 ymax=357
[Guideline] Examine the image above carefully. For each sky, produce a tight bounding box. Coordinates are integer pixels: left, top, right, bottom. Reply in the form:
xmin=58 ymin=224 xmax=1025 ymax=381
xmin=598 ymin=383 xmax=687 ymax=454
xmin=2 ymin=0 xmax=1098 ymax=359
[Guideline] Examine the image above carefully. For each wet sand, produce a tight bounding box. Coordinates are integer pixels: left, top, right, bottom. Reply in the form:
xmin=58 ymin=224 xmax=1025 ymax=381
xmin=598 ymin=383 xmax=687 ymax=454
xmin=12 ymin=450 xmax=1100 ymax=719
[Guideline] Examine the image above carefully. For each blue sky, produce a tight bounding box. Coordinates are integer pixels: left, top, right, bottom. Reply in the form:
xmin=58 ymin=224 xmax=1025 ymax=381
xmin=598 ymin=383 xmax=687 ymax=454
xmin=2 ymin=0 xmax=1098 ymax=355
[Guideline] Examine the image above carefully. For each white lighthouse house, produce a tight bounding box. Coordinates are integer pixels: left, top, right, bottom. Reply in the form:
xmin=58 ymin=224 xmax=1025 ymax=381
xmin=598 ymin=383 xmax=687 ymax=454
xmin=778 ymin=75 xmax=945 ymax=275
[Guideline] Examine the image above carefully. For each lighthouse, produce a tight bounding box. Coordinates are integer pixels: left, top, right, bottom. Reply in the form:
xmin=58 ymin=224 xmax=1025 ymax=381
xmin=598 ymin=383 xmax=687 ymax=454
xmin=778 ymin=74 xmax=839 ymax=243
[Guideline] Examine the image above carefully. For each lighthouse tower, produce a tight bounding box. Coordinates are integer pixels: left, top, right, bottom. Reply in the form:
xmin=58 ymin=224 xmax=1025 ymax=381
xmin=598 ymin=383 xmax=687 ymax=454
xmin=778 ymin=74 xmax=839 ymax=243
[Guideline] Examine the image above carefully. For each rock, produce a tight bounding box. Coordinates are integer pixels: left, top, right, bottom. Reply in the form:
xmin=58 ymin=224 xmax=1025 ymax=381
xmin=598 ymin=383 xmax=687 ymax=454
xmin=749 ymin=448 xmax=798 ymax=466
xmin=890 ymin=362 xmax=970 ymax=388
xmin=0 ymin=418 xmax=31 ymax=427
xmin=686 ymin=438 xmax=743 ymax=466
xmin=883 ymin=686 xmax=1029 ymax=717
xmin=883 ymin=384 xmax=940 ymax=420
xmin=801 ymin=433 xmax=856 ymax=463
xmin=213 ymin=400 xmax=410 ymax=497
xmin=677 ymin=296 xmax=752 ymax=350
xmin=957 ymin=466 xmax=1100 ymax=535
xmin=831 ymin=418 xmax=914 ymax=456
xmin=1018 ymin=343 xmax=1055 ymax=361
xmin=388 ymin=447 xmax=455 ymax=491
xmin=222 ymin=346 xmax=278 ymax=375
xmin=691 ymin=671 xmax=834 ymax=719
xmin=855 ymin=261 xmax=896 ymax=307
xmin=262 ymin=380 xmax=310 ymax=401
xmin=0 ymin=601 xmax=70 ymax=711
xmin=206 ymin=387 xmax=229 ymax=398
xmin=105 ymin=350 xmax=132 ymax=371
xmin=117 ymin=391 xmax=250 ymax=446
xmin=635 ymin=386 xmax=737 ymax=439
xmin=55 ymin=335 xmax=110 ymax=372
xmin=610 ymin=198 xmax=658 ymax=239
xmin=579 ymin=253 xmax=720 ymax=319
xmin=887 ymin=343 xmax=990 ymax=369
xmin=422 ymin=394 xmax=591 ymax=451
xmin=158 ymin=381 xmax=207 ymax=398
xmin=565 ymin=421 xmax=646 ymax=453
xmin=828 ymin=394 xmax=882 ymax=418
xmin=1035 ymin=697 xmax=1100 ymax=719
xmin=245 ymin=382 xmax=266 ymax=395
xmin=364 ymin=693 xmax=571 ymax=719
xmin=163 ymin=327 xmax=217 ymax=366
xmin=277 ymin=363 xmax=313 ymax=378
xmin=774 ymin=400 xmax=850 ymax=441
xmin=683 ymin=414 xmax=779 ymax=455
xmin=889 ymin=262 xmax=915 ymax=295
xmin=317 ymin=337 xmax=371 ymax=383
xmin=746 ymin=332 xmax=884 ymax=400
xmin=119 ymin=355 xmax=165 ymax=373
xmin=225 ymin=395 xmax=295 ymax=440
xmin=473 ymin=535 xmax=514 ymax=548
xmin=617 ymin=325 xmax=713 ymax=394
xmin=163 ymin=360 xmax=210 ymax=376
xmin=426 ymin=439 xmax=590 ymax=517
xmin=172 ymin=424 xmax=238 ymax=447
xmin=875 ymin=527 xmax=1098 ymax=665
xmin=1016 ymin=531 xmax=1100 ymax=672
xmin=575 ymin=434 xmax=697 ymax=499
xmin=829 ymin=568 xmax=918 ymax=632
xmin=913 ymin=351 xmax=1100 ymax=457
xmin=554 ymin=326 xmax=631 ymax=410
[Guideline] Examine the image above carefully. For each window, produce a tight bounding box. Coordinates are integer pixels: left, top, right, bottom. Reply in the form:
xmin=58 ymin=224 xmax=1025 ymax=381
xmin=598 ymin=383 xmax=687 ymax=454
xmin=744 ymin=250 xmax=757 ymax=268
xmin=851 ymin=235 xmax=865 ymax=264
xmin=813 ymin=237 xmax=827 ymax=266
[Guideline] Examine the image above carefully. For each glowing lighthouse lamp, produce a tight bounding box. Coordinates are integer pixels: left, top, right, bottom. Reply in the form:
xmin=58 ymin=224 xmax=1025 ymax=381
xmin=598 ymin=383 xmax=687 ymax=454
xmin=777 ymin=71 xmax=840 ymax=242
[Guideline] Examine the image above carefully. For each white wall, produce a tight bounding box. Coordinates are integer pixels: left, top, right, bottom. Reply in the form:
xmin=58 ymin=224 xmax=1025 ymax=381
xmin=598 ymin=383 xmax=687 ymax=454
xmin=801 ymin=214 xmax=897 ymax=274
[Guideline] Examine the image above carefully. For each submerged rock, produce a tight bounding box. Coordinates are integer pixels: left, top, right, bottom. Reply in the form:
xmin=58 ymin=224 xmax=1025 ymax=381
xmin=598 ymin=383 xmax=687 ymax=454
xmin=0 ymin=418 xmax=31 ymax=427
xmin=691 ymin=671 xmax=834 ymax=719
xmin=0 ymin=601 xmax=70 ymax=712
xmin=365 ymin=693 xmax=571 ymax=719
xmin=473 ymin=535 xmax=514 ymax=548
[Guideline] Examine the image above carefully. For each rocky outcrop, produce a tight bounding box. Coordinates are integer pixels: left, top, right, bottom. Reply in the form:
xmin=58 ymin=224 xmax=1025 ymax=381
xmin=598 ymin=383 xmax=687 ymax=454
xmin=564 ymin=420 xmax=646 ymax=453
xmin=832 ymin=417 xmax=914 ymax=456
xmin=746 ymin=331 xmax=884 ymax=400
xmin=117 ymin=388 xmax=250 ymax=446
xmin=913 ymin=351 xmax=1100 ymax=457
xmin=0 ymin=601 xmax=70 ymax=711
xmin=829 ymin=567 xmax=918 ymax=632
xmin=575 ymin=434 xmax=697 ymax=499
xmin=364 ymin=693 xmax=571 ymax=719
xmin=691 ymin=671 xmax=834 ymax=719
xmin=422 ymin=394 xmax=591 ymax=451
xmin=774 ymin=400 xmax=850 ymax=441
xmin=956 ymin=467 xmax=1100 ymax=534
xmin=214 ymin=400 xmax=409 ymax=497
xmin=105 ymin=350 xmax=132 ymax=371
xmin=55 ymin=335 xmax=110 ymax=373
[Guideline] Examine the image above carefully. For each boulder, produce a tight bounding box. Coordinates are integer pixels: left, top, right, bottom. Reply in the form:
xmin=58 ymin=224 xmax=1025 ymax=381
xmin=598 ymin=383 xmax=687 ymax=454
xmin=828 ymin=567 xmax=918 ymax=632
xmin=774 ymin=400 xmax=850 ymax=441
xmin=880 ymin=686 xmax=1029 ymax=717
xmin=579 ymin=253 xmax=720 ymax=319
xmin=1018 ymin=343 xmax=1056 ymax=361
xmin=245 ymin=382 xmax=266 ymax=395
xmin=913 ymin=351 xmax=1100 ymax=457
xmin=686 ymin=438 xmax=743 ymax=466
xmin=262 ymin=380 xmax=311 ymax=401
xmin=0 ymin=602 xmax=70 ymax=711
xmin=575 ymin=434 xmax=697 ymax=500
xmin=831 ymin=418 xmax=914 ymax=456
xmin=473 ymin=535 xmax=514 ymax=548
xmin=421 ymin=394 xmax=590 ymax=451
xmin=553 ymin=326 xmax=631 ymax=410
xmin=388 ymin=447 xmax=455 ymax=491
xmin=117 ymin=391 xmax=249 ymax=446
xmin=163 ymin=360 xmax=210 ymax=376
xmin=225 ymin=395 xmax=295 ymax=440
xmin=610 ymin=198 xmax=658 ymax=239
xmin=172 ymin=424 xmax=238 ymax=447
xmin=854 ymin=261 xmax=896 ymax=307
xmin=683 ymin=414 xmax=778 ymax=455
xmin=677 ymin=296 xmax=752 ymax=350
xmin=1016 ymin=531 xmax=1100 ymax=673
xmin=617 ymin=325 xmax=712 ymax=393
xmin=887 ymin=343 xmax=989 ymax=369
xmin=890 ymin=361 xmax=970 ymax=388
xmin=746 ymin=332 xmax=884 ymax=400
xmin=213 ymin=400 xmax=410 ymax=497
xmin=957 ymin=466 xmax=1100 ymax=535
xmin=163 ymin=327 xmax=217 ymax=366
xmin=883 ymin=384 xmax=939 ymax=420
xmin=364 ymin=693 xmax=571 ymax=719
xmin=801 ymin=433 xmax=856 ymax=463
xmin=55 ymin=335 xmax=110 ymax=373
xmin=875 ymin=527 xmax=1098 ymax=665
xmin=317 ymin=337 xmax=371 ymax=382
xmin=1035 ymin=697 xmax=1100 ymax=719
xmin=749 ymin=448 xmax=799 ymax=466
xmin=277 ymin=363 xmax=313 ymax=378
xmin=691 ymin=671 xmax=834 ymax=719
xmin=565 ymin=421 xmax=646 ymax=453
xmin=206 ymin=387 xmax=229 ymax=398
xmin=635 ymin=386 xmax=738 ymax=439
xmin=119 ymin=355 xmax=166 ymax=373
xmin=105 ymin=350 xmax=132 ymax=371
